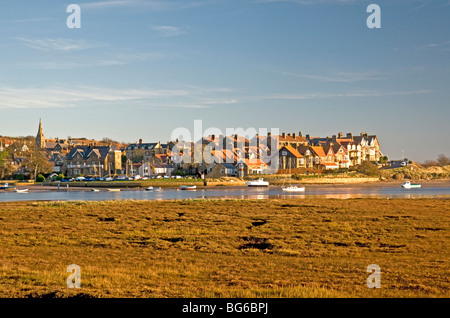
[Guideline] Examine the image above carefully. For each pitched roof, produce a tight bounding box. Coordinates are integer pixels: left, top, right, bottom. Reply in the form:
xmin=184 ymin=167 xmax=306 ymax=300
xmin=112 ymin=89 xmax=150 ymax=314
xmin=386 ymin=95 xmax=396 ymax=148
xmin=282 ymin=146 xmax=304 ymax=158
xmin=310 ymin=146 xmax=326 ymax=157
xmin=66 ymin=146 xmax=111 ymax=160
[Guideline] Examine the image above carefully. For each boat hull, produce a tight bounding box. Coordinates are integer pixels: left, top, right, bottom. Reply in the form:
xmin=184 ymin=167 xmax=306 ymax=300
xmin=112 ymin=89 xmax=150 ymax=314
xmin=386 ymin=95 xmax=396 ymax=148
xmin=282 ymin=187 xmax=305 ymax=192
xmin=180 ymin=186 xmax=196 ymax=190
xmin=247 ymin=184 xmax=269 ymax=187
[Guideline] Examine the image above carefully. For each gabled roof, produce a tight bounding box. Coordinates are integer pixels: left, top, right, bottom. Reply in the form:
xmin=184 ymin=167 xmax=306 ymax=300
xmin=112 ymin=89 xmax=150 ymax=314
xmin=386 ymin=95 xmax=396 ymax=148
xmin=310 ymin=146 xmax=326 ymax=157
xmin=221 ymin=163 xmax=237 ymax=169
xmin=127 ymin=142 xmax=159 ymax=150
xmin=281 ymin=146 xmax=304 ymax=158
xmin=66 ymin=146 xmax=111 ymax=160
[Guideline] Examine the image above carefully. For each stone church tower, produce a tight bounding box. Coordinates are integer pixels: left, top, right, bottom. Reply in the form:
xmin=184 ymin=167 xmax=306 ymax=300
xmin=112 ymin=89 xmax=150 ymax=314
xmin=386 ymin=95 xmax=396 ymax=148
xmin=36 ymin=119 xmax=46 ymax=149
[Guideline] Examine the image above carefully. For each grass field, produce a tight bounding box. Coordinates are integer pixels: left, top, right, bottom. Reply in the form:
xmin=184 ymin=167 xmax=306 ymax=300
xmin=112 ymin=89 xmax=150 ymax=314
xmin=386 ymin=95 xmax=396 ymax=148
xmin=0 ymin=198 xmax=448 ymax=298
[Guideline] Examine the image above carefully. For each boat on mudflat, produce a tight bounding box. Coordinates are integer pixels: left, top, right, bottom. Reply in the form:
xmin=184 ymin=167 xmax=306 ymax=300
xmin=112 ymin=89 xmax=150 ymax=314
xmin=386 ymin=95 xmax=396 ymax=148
xmin=402 ymin=181 xmax=421 ymax=189
xmin=281 ymin=185 xmax=305 ymax=192
xmin=246 ymin=178 xmax=269 ymax=187
xmin=0 ymin=183 xmax=17 ymax=190
xmin=14 ymin=188 xmax=28 ymax=193
xmin=180 ymin=185 xmax=197 ymax=191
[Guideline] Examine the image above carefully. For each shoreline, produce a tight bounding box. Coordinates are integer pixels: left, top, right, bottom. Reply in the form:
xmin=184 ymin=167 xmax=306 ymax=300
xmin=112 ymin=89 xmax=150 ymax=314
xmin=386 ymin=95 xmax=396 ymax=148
xmin=2 ymin=178 xmax=450 ymax=193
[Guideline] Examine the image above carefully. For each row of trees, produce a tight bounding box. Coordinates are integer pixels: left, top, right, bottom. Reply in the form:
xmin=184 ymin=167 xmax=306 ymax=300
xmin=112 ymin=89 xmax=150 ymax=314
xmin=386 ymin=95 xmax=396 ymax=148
xmin=422 ymin=154 xmax=450 ymax=168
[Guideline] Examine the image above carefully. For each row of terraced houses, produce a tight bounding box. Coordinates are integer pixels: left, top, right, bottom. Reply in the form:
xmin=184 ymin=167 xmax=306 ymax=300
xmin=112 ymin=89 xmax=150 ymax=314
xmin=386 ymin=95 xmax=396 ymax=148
xmin=1 ymin=121 xmax=382 ymax=179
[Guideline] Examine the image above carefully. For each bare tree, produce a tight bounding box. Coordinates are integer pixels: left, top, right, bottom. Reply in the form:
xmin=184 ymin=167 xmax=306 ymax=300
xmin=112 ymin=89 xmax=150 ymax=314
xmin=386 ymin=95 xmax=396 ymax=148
xmin=436 ymin=154 xmax=450 ymax=167
xmin=24 ymin=146 xmax=53 ymax=180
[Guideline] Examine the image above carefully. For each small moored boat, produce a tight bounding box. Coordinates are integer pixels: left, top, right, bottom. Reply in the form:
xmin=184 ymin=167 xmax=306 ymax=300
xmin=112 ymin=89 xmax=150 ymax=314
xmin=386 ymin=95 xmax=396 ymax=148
xmin=180 ymin=185 xmax=196 ymax=191
xmin=246 ymin=178 xmax=269 ymax=187
xmin=14 ymin=188 xmax=29 ymax=193
xmin=91 ymin=188 xmax=100 ymax=192
xmin=145 ymin=186 xmax=154 ymax=191
xmin=107 ymin=188 xmax=121 ymax=192
xmin=281 ymin=185 xmax=305 ymax=192
xmin=402 ymin=181 xmax=421 ymax=189
xmin=0 ymin=183 xmax=17 ymax=190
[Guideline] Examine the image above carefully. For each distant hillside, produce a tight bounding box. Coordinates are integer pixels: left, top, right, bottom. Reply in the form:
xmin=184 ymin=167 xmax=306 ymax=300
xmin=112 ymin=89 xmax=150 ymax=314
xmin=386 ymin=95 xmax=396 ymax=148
xmin=381 ymin=163 xmax=450 ymax=180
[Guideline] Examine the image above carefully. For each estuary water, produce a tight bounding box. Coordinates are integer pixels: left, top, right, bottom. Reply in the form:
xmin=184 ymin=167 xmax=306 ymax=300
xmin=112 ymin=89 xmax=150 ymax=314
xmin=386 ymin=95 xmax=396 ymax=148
xmin=1 ymin=182 xmax=450 ymax=202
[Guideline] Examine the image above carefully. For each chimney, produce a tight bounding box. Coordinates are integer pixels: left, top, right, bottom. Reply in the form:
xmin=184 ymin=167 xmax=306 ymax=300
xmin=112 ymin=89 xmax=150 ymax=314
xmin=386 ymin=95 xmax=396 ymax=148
xmin=299 ymin=131 xmax=303 ymax=137
xmin=292 ymin=133 xmax=296 ymax=138
xmin=332 ymin=135 xmax=337 ymax=141
xmin=282 ymin=132 xmax=286 ymax=138
xmin=211 ymin=134 xmax=215 ymax=140
xmin=346 ymin=133 xmax=353 ymax=139
xmin=287 ymin=133 xmax=291 ymax=137
xmin=306 ymin=134 xmax=310 ymax=140
xmin=338 ymin=132 xmax=343 ymax=139
xmin=139 ymin=139 xmax=143 ymax=144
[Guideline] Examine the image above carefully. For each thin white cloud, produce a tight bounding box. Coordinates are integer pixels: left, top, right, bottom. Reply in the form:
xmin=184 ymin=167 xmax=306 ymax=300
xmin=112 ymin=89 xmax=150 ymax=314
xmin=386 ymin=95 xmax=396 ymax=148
xmin=254 ymin=0 xmax=360 ymax=5
xmin=417 ymin=41 xmax=450 ymax=51
xmin=21 ymin=52 xmax=164 ymax=69
xmin=150 ymin=25 xmax=187 ymax=37
xmin=0 ymin=85 xmax=233 ymax=110
xmin=272 ymin=69 xmax=383 ymax=83
xmin=81 ymin=0 xmax=214 ymax=11
xmin=16 ymin=38 xmax=108 ymax=51
xmin=261 ymin=89 xmax=432 ymax=101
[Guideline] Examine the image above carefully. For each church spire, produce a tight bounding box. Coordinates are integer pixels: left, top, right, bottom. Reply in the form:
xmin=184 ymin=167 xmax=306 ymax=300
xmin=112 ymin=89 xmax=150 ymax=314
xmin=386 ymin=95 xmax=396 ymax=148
xmin=36 ymin=119 xmax=46 ymax=149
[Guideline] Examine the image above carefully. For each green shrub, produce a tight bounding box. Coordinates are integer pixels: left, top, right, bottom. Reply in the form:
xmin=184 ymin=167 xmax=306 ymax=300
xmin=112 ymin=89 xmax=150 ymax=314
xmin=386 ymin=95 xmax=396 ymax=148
xmin=36 ymin=174 xmax=45 ymax=182
xmin=357 ymin=161 xmax=381 ymax=177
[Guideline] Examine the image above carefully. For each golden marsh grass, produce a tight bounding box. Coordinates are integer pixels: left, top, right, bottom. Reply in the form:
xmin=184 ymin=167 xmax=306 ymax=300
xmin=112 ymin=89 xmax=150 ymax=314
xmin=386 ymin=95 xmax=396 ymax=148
xmin=0 ymin=198 xmax=448 ymax=298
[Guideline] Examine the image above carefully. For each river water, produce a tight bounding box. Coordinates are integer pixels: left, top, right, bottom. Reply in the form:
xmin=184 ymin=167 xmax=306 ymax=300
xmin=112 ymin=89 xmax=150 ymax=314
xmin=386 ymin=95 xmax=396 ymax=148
xmin=1 ymin=183 xmax=450 ymax=202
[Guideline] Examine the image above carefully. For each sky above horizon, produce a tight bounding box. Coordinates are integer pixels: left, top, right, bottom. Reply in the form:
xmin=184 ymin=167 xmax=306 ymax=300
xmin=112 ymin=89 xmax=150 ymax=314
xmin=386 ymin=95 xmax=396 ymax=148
xmin=0 ymin=0 xmax=449 ymax=162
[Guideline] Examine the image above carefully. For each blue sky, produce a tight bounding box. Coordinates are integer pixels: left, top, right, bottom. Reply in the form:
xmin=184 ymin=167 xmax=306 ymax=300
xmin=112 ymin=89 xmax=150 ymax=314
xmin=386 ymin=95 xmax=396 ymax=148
xmin=0 ymin=0 xmax=449 ymax=161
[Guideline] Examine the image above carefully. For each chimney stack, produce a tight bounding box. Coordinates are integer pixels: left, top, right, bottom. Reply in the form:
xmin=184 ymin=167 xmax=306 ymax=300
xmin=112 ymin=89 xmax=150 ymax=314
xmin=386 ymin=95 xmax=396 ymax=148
xmin=282 ymin=132 xmax=286 ymax=138
xmin=299 ymin=131 xmax=303 ymax=137
xmin=346 ymin=133 xmax=353 ymax=139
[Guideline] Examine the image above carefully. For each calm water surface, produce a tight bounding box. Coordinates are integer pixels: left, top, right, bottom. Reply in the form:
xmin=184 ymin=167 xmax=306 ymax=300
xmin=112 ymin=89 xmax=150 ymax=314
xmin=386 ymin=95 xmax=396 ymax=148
xmin=1 ymin=183 xmax=450 ymax=202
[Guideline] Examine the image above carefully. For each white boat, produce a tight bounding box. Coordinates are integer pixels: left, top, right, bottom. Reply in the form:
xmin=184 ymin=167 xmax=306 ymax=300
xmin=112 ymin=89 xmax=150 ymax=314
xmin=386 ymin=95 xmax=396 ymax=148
xmin=14 ymin=188 xmax=28 ymax=193
xmin=281 ymin=185 xmax=305 ymax=192
xmin=0 ymin=183 xmax=16 ymax=190
xmin=153 ymin=187 xmax=162 ymax=191
xmin=91 ymin=188 xmax=100 ymax=192
xmin=246 ymin=178 xmax=269 ymax=187
xmin=107 ymin=188 xmax=121 ymax=192
xmin=281 ymin=166 xmax=305 ymax=193
xmin=145 ymin=186 xmax=154 ymax=191
xmin=402 ymin=181 xmax=421 ymax=189
xmin=180 ymin=185 xmax=197 ymax=190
